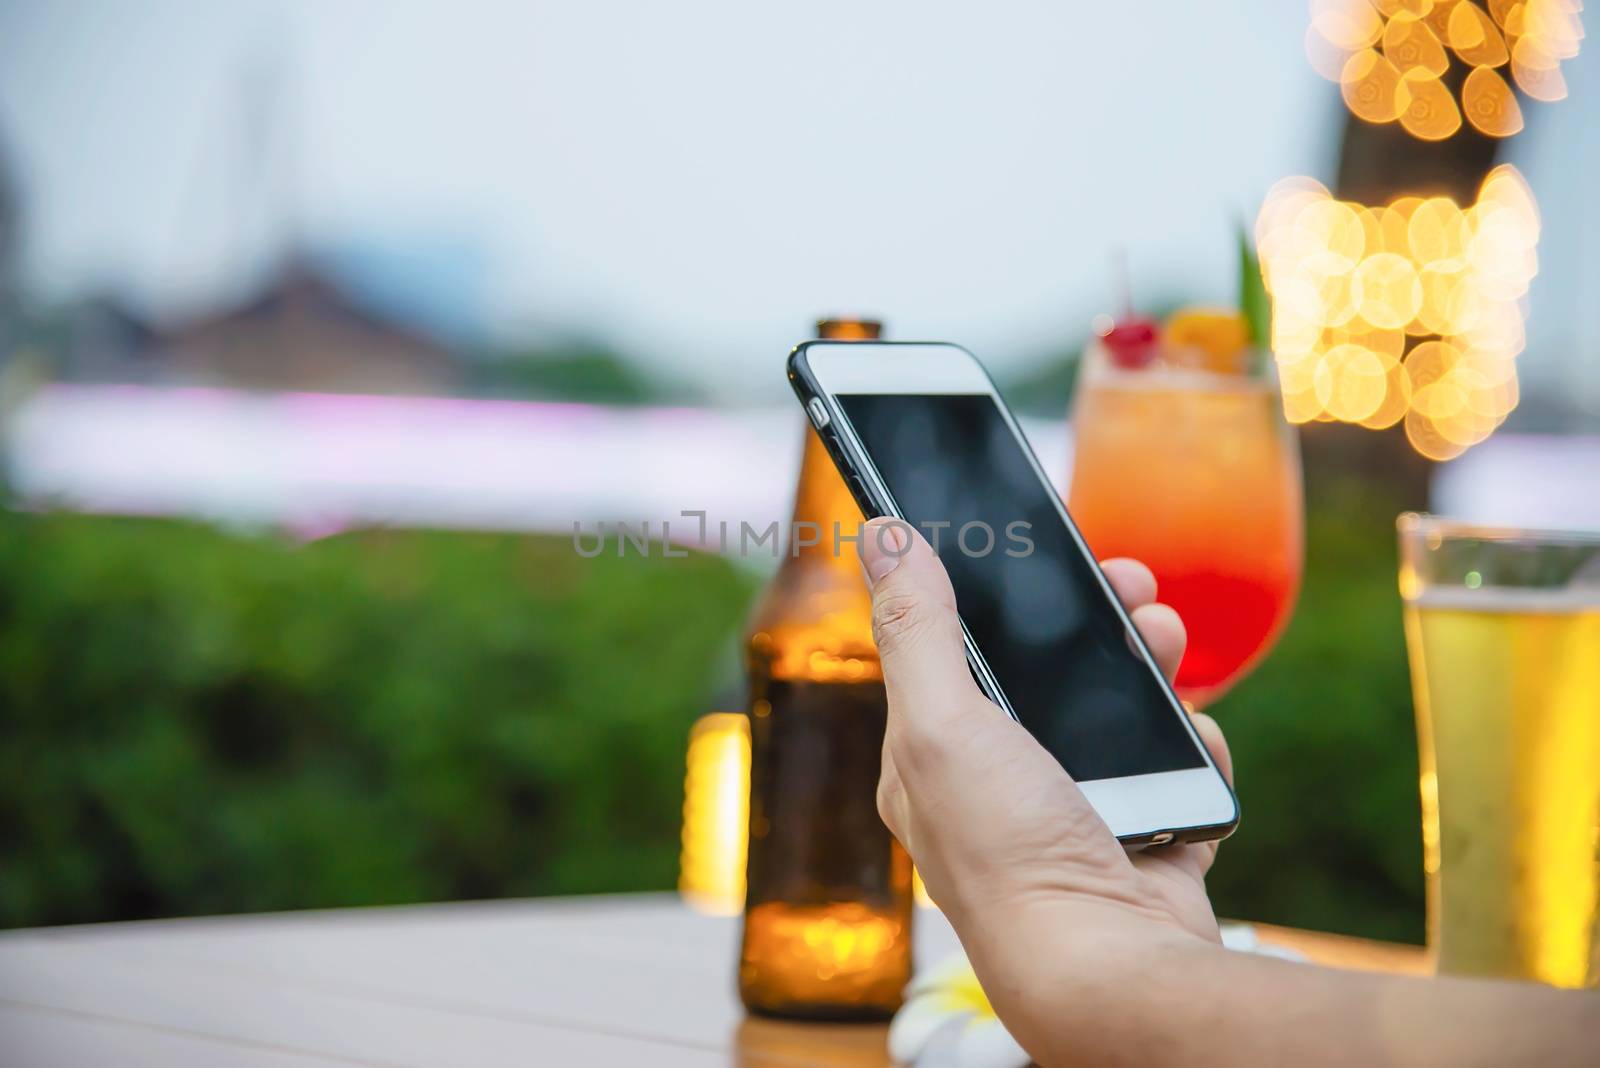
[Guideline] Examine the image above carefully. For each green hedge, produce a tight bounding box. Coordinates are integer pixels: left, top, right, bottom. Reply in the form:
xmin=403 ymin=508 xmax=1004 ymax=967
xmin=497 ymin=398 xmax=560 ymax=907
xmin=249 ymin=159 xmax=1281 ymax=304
xmin=0 ymin=481 xmax=1426 ymax=942
xmin=0 ymin=515 xmax=754 ymax=928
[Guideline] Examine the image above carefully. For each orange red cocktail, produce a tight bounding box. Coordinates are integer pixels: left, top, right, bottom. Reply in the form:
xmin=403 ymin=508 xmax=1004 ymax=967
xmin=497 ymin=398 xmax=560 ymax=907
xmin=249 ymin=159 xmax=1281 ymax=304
xmin=1068 ymin=311 xmax=1304 ymax=708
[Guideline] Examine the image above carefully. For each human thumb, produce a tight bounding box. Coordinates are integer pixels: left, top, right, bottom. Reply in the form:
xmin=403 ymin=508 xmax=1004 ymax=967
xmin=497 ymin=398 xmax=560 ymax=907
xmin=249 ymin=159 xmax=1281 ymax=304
xmin=859 ymin=518 xmax=982 ymax=719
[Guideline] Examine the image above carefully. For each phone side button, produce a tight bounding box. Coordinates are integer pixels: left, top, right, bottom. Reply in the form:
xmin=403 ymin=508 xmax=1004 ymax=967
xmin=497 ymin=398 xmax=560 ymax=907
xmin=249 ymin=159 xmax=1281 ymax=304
xmin=1147 ymin=832 xmax=1175 ymax=846
xmin=806 ymin=397 xmax=831 ymax=429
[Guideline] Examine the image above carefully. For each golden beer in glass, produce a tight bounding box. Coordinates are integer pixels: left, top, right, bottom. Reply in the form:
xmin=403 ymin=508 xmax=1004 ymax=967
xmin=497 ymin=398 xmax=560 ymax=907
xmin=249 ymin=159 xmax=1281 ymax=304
xmin=1398 ymin=515 xmax=1600 ymax=988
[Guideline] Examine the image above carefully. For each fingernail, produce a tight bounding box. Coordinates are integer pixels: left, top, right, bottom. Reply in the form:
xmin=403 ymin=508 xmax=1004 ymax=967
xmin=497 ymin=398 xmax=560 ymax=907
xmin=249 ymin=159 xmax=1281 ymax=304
xmin=861 ymin=520 xmax=908 ymax=588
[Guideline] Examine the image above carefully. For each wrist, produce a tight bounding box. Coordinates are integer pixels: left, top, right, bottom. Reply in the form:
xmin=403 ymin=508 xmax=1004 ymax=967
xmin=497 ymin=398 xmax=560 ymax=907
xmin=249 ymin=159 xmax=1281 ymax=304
xmin=959 ymin=899 xmax=1222 ymax=1064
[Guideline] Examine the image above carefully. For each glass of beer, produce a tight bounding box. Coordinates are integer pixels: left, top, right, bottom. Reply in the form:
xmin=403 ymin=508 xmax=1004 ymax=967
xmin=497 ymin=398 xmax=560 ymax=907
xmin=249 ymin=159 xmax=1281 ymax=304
xmin=1398 ymin=514 xmax=1600 ymax=988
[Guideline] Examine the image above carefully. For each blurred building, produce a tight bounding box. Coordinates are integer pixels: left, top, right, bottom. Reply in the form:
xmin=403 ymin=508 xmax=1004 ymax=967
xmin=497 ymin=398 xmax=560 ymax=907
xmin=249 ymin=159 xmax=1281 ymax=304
xmin=164 ymin=260 xmax=456 ymax=395
xmin=42 ymin=261 xmax=457 ymax=396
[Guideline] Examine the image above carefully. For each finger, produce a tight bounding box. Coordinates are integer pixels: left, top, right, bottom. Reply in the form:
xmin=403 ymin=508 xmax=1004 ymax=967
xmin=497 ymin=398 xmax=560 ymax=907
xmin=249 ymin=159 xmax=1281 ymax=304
xmin=1100 ymin=557 xmax=1157 ymax=610
xmin=859 ymin=518 xmax=983 ymax=726
xmin=1129 ymin=602 xmax=1186 ymax=683
xmin=1189 ymin=711 xmax=1233 ymax=787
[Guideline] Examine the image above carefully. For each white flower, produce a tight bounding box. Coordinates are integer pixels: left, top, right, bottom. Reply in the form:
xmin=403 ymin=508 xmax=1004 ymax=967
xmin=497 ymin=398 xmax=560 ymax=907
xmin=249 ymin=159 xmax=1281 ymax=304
xmin=888 ymin=925 xmax=1306 ymax=1066
xmin=888 ymin=952 xmax=1031 ymax=1068
xmin=1219 ymin=921 xmax=1309 ymax=963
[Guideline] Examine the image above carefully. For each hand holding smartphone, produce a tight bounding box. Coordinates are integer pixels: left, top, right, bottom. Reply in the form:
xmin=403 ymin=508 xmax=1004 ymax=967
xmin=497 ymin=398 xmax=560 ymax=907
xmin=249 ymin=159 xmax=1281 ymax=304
xmin=789 ymin=339 xmax=1238 ymax=846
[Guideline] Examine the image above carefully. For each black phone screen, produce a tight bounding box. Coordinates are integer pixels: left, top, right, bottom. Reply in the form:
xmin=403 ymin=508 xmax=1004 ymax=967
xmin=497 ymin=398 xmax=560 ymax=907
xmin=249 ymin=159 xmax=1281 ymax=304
xmin=836 ymin=392 xmax=1205 ymax=783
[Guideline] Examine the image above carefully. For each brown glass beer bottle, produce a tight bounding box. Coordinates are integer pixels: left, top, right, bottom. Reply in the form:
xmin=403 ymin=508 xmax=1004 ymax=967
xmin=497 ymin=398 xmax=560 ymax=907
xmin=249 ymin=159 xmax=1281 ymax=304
xmin=737 ymin=317 xmax=914 ymax=1020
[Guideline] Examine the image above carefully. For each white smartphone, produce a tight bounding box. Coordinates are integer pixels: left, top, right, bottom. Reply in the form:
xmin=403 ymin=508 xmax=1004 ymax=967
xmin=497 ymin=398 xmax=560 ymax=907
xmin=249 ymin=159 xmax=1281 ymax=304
xmin=789 ymin=339 xmax=1239 ymax=846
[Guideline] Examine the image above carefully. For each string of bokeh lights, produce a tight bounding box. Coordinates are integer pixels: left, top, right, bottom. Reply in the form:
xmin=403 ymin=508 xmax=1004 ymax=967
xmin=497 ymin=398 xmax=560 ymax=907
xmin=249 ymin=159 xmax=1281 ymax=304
xmin=1308 ymin=0 xmax=1583 ymax=139
xmin=1256 ymin=167 xmax=1539 ymax=459
xmin=1264 ymin=0 xmax=1579 ymax=459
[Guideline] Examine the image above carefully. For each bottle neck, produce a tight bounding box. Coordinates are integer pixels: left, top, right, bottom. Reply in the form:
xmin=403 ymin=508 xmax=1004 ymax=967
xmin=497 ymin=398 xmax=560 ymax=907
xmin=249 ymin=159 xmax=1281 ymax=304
xmin=791 ymin=314 xmax=880 ymax=564
xmin=788 ymin=425 xmax=865 ymax=570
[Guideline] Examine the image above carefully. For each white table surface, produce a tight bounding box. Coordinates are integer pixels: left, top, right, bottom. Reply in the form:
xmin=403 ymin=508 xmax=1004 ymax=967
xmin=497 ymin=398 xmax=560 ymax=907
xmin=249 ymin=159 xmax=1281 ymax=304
xmin=0 ymin=893 xmax=1423 ymax=1066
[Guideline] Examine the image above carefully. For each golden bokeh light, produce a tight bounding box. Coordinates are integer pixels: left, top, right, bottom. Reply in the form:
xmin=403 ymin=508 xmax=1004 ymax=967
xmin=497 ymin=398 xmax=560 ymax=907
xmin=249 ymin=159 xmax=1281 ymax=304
xmin=1448 ymin=2 xmax=1511 ymax=65
xmin=1378 ymin=197 xmax=1423 ymax=256
xmin=1511 ymin=42 xmax=1570 ymax=101
xmin=1342 ymin=48 xmax=1414 ymax=122
xmin=1309 ymin=0 xmax=1582 ymax=139
xmin=1385 ymin=15 xmax=1453 ymax=77
xmin=1313 ymin=0 xmax=1385 ymax=49
xmin=1306 ymin=24 xmax=1360 ymax=80
xmin=1419 ymin=0 xmax=1462 ymax=40
xmin=1257 ymin=165 xmax=1538 ymax=458
xmin=1399 ymin=73 xmax=1465 ymax=139
xmin=1506 ymin=0 xmax=1585 ymax=103
xmin=1316 ymin=343 xmax=1392 ymax=421
xmin=1360 ymin=354 xmax=1415 ymax=429
xmin=1405 ymin=339 xmax=1465 ymax=414
xmin=1406 ymin=405 xmax=1469 ymax=461
xmin=1355 ymin=252 xmax=1425 ymax=329
xmin=1417 ymin=265 xmax=1475 ymax=335
xmin=1376 ymin=0 xmax=1436 ymax=18
xmin=1336 ymin=319 xmax=1409 ymax=360
xmin=1462 ymin=64 xmax=1526 ymax=135
xmin=1294 ymin=197 xmax=1368 ymax=266
xmin=1408 ymin=196 xmax=1471 ymax=264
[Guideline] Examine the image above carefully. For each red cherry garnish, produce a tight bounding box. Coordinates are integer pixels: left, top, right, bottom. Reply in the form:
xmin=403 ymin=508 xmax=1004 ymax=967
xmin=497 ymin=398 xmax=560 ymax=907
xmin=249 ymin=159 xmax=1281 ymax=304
xmin=1100 ymin=318 xmax=1159 ymax=369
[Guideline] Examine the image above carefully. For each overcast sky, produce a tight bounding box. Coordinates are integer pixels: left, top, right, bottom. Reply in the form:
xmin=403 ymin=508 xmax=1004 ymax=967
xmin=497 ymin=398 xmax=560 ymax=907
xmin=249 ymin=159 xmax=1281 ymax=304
xmin=0 ymin=1 xmax=1592 ymax=402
